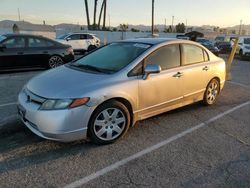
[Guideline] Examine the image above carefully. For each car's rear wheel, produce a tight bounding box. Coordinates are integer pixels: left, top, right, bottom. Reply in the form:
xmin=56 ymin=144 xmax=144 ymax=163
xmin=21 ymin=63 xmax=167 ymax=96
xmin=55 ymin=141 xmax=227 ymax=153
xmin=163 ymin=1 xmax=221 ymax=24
xmin=48 ymin=56 xmax=64 ymax=68
xmin=87 ymin=45 xmax=97 ymax=52
xmin=203 ymin=79 xmax=220 ymax=105
xmin=239 ymin=50 xmax=244 ymax=60
xmin=88 ymin=100 xmax=130 ymax=145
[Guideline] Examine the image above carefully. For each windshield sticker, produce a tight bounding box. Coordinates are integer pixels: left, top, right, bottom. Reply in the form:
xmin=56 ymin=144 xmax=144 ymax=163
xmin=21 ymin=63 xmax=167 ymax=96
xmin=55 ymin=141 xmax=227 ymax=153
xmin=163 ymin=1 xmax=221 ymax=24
xmin=133 ymin=43 xmax=150 ymax=49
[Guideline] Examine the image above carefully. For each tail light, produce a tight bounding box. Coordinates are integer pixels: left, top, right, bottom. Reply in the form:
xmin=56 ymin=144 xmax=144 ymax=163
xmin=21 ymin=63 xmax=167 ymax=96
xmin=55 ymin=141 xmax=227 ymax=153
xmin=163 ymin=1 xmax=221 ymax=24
xmin=66 ymin=47 xmax=74 ymax=55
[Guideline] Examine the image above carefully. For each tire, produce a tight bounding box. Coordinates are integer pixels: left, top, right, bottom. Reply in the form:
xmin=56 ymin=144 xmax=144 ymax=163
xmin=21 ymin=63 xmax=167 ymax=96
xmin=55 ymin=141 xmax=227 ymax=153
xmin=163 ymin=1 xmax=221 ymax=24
xmin=239 ymin=50 xmax=244 ymax=60
xmin=48 ymin=55 xmax=64 ymax=69
xmin=87 ymin=45 xmax=97 ymax=52
xmin=88 ymin=100 xmax=130 ymax=145
xmin=203 ymin=79 xmax=220 ymax=106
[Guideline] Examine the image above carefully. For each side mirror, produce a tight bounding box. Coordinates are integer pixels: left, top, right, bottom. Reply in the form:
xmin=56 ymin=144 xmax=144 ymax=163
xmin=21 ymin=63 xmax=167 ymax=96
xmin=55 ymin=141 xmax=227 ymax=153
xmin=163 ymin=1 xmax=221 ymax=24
xmin=66 ymin=37 xmax=71 ymax=41
xmin=143 ymin=64 xmax=161 ymax=80
xmin=0 ymin=44 xmax=6 ymax=51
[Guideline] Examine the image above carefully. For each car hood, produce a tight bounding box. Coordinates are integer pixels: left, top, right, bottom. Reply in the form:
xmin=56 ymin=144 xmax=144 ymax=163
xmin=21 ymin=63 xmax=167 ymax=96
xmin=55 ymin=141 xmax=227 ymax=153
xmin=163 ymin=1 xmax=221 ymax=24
xmin=27 ymin=65 xmax=111 ymax=99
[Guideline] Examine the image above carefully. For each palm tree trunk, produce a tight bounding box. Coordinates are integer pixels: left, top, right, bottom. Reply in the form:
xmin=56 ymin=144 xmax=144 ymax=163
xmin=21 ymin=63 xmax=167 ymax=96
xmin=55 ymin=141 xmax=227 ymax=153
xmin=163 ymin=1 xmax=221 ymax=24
xmin=84 ymin=0 xmax=90 ymax=29
xmin=93 ymin=0 xmax=98 ymax=28
xmin=102 ymin=0 xmax=107 ymax=29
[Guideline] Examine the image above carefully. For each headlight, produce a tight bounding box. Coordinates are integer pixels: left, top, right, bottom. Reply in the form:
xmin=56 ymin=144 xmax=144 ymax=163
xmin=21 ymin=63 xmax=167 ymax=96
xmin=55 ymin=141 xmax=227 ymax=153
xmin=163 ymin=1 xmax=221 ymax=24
xmin=40 ymin=98 xmax=89 ymax=110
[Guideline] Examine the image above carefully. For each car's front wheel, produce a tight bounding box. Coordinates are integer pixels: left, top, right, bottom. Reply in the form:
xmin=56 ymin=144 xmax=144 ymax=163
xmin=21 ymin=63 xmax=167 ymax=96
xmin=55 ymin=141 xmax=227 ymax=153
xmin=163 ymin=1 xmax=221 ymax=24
xmin=203 ymin=78 xmax=220 ymax=105
xmin=88 ymin=100 xmax=130 ymax=145
xmin=48 ymin=55 xmax=64 ymax=68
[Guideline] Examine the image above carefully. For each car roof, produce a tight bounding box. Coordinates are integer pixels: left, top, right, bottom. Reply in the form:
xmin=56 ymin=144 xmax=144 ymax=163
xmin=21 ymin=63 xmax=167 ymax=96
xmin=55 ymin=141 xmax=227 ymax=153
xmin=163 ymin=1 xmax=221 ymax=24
xmin=122 ymin=38 xmax=179 ymax=45
xmin=3 ymin=33 xmax=45 ymax=38
xmin=67 ymin=32 xmax=96 ymax=36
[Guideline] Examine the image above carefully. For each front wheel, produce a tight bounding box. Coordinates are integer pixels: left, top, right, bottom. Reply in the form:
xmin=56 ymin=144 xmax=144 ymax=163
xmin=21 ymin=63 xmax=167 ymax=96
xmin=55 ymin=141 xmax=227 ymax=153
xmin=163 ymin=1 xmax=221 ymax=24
xmin=88 ymin=101 xmax=130 ymax=145
xmin=203 ymin=79 xmax=220 ymax=105
xmin=48 ymin=56 xmax=64 ymax=69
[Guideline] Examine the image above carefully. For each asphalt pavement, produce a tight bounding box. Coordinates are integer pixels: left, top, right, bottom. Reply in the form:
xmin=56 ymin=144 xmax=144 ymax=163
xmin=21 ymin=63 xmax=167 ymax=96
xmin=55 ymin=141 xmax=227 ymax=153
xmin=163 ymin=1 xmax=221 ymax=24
xmin=0 ymin=57 xmax=250 ymax=188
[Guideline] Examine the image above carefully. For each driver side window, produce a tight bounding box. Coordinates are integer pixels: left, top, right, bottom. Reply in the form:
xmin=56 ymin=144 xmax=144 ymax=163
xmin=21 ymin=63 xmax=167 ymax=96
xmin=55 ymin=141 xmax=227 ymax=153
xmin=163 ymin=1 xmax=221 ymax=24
xmin=2 ymin=37 xmax=25 ymax=48
xmin=144 ymin=44 xmax=181 ymax=70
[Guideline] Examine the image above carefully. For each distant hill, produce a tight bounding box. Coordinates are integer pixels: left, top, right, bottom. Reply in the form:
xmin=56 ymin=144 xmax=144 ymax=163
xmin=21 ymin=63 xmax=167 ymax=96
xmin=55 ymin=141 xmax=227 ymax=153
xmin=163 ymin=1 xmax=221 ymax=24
xmin=0 ymin=20 xmax=54 ymax=32
xmin=0 ymin=20 xmax=249 ymax=33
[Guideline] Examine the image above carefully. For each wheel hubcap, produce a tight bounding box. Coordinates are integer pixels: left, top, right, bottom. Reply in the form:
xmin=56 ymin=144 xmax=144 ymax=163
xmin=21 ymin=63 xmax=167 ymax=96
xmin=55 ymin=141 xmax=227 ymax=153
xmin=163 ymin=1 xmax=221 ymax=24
xmin=94 ymin=108 xmax=126 ymax=141
xmin=49 ymin=56 xmax=63 ymax=68
xmin=207 ymin=82 xmax=219 ymax=104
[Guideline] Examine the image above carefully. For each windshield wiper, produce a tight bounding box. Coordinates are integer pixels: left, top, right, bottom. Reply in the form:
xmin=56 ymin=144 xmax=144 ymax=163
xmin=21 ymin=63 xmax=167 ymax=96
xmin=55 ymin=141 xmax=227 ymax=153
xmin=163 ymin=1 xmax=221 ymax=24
xmin=70 ymin=64 xmax=112 ymax=74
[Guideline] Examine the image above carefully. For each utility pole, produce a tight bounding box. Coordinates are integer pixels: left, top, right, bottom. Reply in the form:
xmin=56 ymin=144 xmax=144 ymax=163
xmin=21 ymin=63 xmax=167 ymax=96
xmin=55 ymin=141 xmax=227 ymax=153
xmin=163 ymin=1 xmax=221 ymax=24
xmin=151 ymin=0 xmax=155 ymax=37
xmin=18 ymin=8 xmax=21 ymax=21
xmin=164 ymin=18 xmax=167 ymax=31
xmin=109 ymin=14 xmax=110 ymax=30
xmin=84 ymin=0 xmax=90 ymax=29
xmin=171 ymin=16 xmax=174 ymax=32
xmin=239 ymin=20 xmax=243 ymax=35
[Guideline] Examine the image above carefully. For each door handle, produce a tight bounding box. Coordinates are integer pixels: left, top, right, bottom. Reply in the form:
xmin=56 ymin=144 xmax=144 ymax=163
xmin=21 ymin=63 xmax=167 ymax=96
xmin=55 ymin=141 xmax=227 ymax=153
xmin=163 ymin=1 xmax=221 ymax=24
xmin=43 ymin=51 xmax=48 ymax=54
xmin=173 ymin=72 xmax=183 ymax=78
xmin=203 ymin=66 xmax=209 ymax=71
xmin=17 ymin=52 xmax=24 ymax=55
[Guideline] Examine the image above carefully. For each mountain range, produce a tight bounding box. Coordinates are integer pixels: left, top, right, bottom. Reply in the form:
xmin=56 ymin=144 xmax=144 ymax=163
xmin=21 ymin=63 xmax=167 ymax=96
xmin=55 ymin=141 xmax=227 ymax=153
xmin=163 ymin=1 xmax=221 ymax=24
xmin=0 ymin=20 xmax=250 ymax=33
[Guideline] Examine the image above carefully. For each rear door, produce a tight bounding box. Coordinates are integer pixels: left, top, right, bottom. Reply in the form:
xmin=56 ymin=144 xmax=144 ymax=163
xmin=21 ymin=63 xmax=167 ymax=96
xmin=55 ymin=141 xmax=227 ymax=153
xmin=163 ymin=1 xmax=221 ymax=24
xmin=0 ymin=36 xmax=26 ymax=69
xmin=180 ymin=44 xmax=210 ymax=103
xmin=80 ymin=34 xmax=90 ymax=50
xmin=66 ymin=34 xmax=81 ymax=50
xmin=26 ymin=36 xmax=54 ymax=67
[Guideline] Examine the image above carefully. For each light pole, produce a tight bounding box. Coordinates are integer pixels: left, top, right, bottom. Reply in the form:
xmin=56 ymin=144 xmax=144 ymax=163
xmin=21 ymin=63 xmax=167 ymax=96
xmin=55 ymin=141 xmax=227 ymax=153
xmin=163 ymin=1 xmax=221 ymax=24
xmin=151 ymin=0 xmax=155 ymax=37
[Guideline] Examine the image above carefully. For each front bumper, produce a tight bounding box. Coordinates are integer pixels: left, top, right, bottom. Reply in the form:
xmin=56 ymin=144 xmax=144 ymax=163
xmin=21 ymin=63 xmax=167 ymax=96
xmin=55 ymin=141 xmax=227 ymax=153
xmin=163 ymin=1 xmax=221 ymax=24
xmin=17 ymin=90 xmax=94 ymax=142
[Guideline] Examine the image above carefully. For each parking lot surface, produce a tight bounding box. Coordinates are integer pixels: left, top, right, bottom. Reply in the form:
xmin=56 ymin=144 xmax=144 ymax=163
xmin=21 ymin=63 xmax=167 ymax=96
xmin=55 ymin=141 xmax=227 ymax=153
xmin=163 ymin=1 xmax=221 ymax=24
xmin=0 ymin=57 xmax=250 ymax=188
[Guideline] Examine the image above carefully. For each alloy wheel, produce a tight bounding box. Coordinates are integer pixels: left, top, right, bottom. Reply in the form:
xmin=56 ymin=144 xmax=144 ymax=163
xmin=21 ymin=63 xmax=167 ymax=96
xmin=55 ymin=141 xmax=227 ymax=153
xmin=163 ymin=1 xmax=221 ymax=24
xmin=93 ymin=108 xmax=126 ymax=141
xmin=206 ymin=81 xmax=219 ymax=104
xmin=48 ymin=56 xmax=63 ymax=68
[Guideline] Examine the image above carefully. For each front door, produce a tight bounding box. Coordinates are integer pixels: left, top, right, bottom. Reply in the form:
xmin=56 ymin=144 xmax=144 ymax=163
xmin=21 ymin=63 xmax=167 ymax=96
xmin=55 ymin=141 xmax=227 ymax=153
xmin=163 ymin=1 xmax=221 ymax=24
xmin=0 ymin=36 xmax=26 ymax=69
xmin=138 ymin=44 xmax=183 ymax=119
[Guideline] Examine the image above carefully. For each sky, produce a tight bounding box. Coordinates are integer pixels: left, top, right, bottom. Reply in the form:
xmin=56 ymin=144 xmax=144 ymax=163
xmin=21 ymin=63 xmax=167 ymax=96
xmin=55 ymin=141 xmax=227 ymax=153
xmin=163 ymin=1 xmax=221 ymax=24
xmin=0 ymin=0 xmax=250 ymax=27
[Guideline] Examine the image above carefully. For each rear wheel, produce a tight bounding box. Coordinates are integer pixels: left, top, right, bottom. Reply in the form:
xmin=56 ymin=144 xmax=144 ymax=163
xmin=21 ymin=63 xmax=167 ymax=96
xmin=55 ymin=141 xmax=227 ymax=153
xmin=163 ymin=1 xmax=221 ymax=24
xmin=87 ymin=45 xmax=97 ymax=52
xmin=48 ymin=56 xmax=64 ymax=68
xmin=88 ymin=101 xmax=130 ymax=145
xmin=203 ymin=79 xmax=220 ymax=105
xmin=239 ymin=50 xmax=244 ymax=60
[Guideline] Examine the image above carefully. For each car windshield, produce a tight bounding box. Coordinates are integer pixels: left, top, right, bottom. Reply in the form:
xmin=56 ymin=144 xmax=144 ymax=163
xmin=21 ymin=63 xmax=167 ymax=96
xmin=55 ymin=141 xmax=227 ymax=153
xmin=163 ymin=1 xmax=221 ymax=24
xmin=215 ymin=37 xmax=225 ymax=42
xmin=244 ymin=38 xmax=250 ymax=44
xmin=70 ymin=42 xmax=151 ymax=73
xmin=56 ymin=34 xmax=68 ymax=39
xmin=0 ymin=35 xmax=7 ymax=43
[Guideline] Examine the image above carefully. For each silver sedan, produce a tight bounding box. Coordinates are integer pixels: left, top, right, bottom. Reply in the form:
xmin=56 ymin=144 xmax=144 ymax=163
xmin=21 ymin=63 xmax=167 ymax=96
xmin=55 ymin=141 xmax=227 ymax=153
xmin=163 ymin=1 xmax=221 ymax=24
xmin=17 ymin=38 xmax=226 ymax=144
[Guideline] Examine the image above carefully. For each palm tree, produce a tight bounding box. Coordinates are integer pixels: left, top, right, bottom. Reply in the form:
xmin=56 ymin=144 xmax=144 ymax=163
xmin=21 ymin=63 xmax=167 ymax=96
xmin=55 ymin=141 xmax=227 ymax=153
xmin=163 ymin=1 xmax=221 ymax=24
xmin=84 ymin=0 xmax=90 ymax=29
xmin=93 ymin=0 xmax=98 ymax=29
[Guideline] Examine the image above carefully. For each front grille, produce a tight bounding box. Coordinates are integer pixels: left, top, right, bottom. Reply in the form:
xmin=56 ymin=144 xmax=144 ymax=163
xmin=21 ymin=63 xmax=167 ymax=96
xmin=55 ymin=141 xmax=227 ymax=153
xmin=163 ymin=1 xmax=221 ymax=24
xmin=24 ymin=88 xmax=46 ymax=104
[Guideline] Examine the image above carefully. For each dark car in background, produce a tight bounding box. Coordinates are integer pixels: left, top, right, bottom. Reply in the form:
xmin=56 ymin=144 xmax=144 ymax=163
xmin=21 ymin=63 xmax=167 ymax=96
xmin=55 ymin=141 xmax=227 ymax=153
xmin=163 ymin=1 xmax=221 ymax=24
xmin=215 ymin=41 xmax=232 ymax=54
xmin=0 ymin=34 xmax=74 ymax=72
xmin=196 ymin=38 xmax=220 ymax=56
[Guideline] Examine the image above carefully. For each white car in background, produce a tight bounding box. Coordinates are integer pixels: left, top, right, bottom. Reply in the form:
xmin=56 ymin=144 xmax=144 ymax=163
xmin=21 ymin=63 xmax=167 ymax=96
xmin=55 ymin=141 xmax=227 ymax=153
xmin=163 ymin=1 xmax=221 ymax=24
xmin=56 ymin=33 xmax=100 ymax=53
xmin=236 ymin=36 xmax=250 ymax=59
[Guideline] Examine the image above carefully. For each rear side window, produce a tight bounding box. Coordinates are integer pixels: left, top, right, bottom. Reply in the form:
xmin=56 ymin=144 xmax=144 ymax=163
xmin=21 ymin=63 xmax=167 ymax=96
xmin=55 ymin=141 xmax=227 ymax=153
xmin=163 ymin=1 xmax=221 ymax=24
xmin=87 ymin=34 xmax=94 ymax=39
xmin=145 ymin=44 xmax=181 ymax=70
xmin=2 ymin=37 xmax=25 ymax=48
xmin=28 ymin=37 xmax=54 ymax=47
xmin=182 ymin=44 xmax=204 ymax=65
xmin=80 ymin=34 xmax=87 ymax=39
xmin=69 ymin=34 xmax=80 ymax=40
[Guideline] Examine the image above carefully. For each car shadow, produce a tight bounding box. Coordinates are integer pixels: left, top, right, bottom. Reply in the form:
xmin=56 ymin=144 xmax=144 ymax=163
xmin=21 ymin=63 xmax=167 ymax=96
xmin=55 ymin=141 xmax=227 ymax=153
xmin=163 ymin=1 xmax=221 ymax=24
xmin=0 ymin=118 xmax=99 ymax=174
